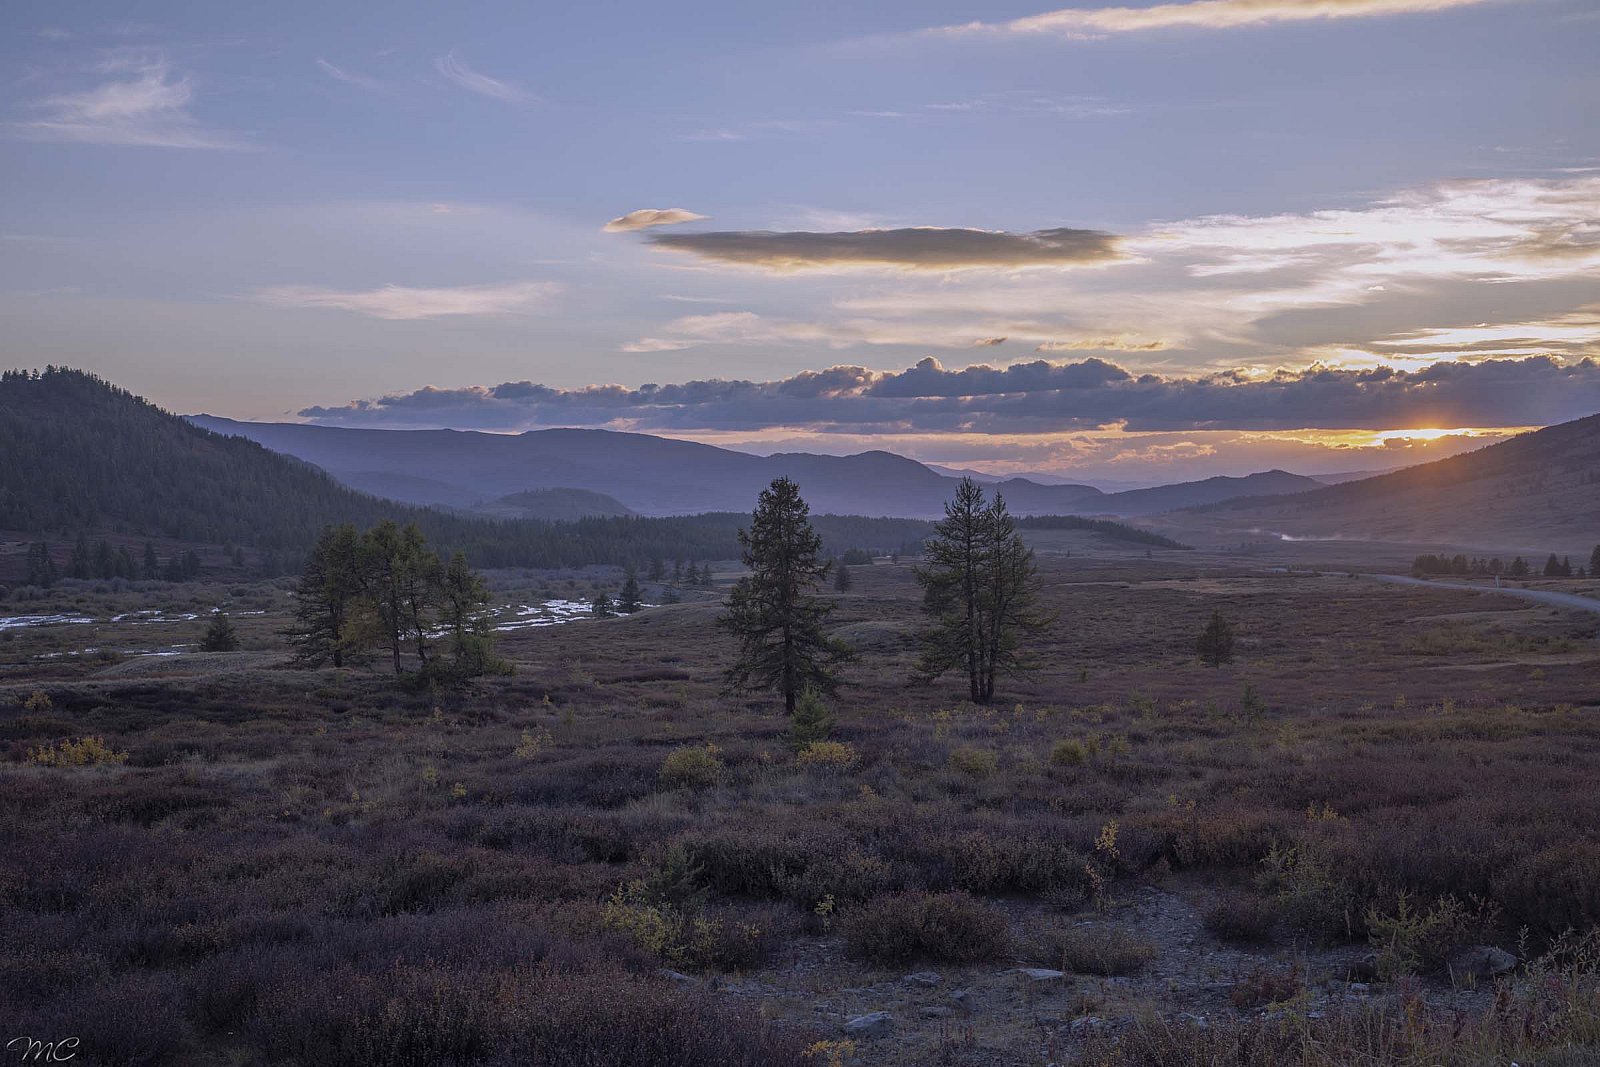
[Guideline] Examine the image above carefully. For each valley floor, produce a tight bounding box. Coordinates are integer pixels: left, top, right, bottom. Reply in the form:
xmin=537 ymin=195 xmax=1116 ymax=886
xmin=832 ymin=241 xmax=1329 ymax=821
xmin=3 ymin=540 xmax=1600 ymax=1065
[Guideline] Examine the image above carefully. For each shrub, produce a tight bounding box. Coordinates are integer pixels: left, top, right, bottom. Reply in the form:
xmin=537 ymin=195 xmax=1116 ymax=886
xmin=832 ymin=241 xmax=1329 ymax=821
xmin=22 ymin=689 xmax=53 ymax=712
xmin=1229 ymin=962 xmax=1305 ymax=1009
xmin=28 ymin=736 xmax=129 ymax=767
xmin=842 ymin=891 xmax=1008 ymax=965
xmin=787 ymin=690 xmax=835 ymax=749
xmin=947 ymin=746 xmax=998 ymax=778
xmin=676 ymin=831 xmax=899 ymax=906
xmin=1493 ymin=843 xmax=1600 ymax=939
xmin=1050 ymin=739 xmax=1087 ymax=767
xmin=513 ymin=727 xmax=553 ymax=759
xmin=1203 ymin=891 xmax=1276 ymax=944
xmin=1255 ymin=843 xmax=1350 ymax=942
xmin=659 ymin=745 xmax=724 ymax=790
xmin=1365 ymin=892 xmax=1488 ymax=980
xmin=1034 ymin=923 xmax=1156 ymax=976
xmin=600 ymin=882 xmax=787 ymax=972
xmin=795 ymin=741 xmax=858 ymax=772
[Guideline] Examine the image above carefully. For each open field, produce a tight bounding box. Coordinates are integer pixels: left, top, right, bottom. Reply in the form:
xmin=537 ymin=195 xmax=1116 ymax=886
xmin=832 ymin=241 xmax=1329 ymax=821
xmin=4 ymin=537 xmax=1600 ymax=1065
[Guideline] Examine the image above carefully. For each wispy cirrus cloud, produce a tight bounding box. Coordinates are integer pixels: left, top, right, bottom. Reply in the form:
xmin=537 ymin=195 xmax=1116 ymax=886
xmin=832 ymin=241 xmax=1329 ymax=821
xmin=928 ymin=0 xmax=1504 ymax=38
xmin=12 ymin=53 xmax=243 ymax=149
xmin=251 ymin=280 xmax=560 ymax=320
xmin=602 ymin=208 xmax=709 ymax=233
xmin=316 ymin=58 xmax=385 ymax=91
xmin=640 ymin=226 xmax=1124 ymax=271
xmin=1037 ymin=337 xmax=1173 ymax=352
xmin=434 ymin=50 xmax=540 ymax=105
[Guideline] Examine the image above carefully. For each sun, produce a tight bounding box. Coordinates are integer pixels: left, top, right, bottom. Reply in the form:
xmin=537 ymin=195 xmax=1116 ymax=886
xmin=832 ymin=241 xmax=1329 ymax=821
xmin=1372 ymin=427 xmax=1461 ymax=443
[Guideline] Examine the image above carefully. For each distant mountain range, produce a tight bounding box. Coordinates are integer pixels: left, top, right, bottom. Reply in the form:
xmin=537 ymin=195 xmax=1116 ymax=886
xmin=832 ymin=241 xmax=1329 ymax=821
xmin=188 ymin=415 xmax=1325 ymax=519
xmin=1179 ymin=415 xmax=1600 ymax=555
xmin=10 ymin=370 xmax=1594 ymax=561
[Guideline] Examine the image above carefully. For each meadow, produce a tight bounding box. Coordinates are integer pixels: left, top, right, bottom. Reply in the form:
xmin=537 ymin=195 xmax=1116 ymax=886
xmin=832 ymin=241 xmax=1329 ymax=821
xmin=3 ymin=538 xmax=1600 ymax=1066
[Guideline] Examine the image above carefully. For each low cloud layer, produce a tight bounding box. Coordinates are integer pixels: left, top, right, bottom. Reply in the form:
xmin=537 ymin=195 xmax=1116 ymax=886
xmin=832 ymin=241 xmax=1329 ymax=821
xmin=252 ymin=280 xmax=559 ymax=320
xmin=930 ymin=0 xmax=1500 ymax=38
xmin=643 ymin=226 xmax=1123 ymax=271
xmin=602 ymin=208 xmax=709 ymax=233
xmin=300 ymin=354 xmax=1600 ymax=436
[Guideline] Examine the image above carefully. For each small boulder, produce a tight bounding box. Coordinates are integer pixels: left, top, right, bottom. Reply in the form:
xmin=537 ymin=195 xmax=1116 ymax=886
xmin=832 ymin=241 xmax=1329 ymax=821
xmin=1448 ymin=945 xmax=1517 ymax=980
xmin=903 ymin=971 xmax=942 ymax=987
xmin=843 ymin=1011 xmax=895 ymax=1038
xmin=657 ymin=968 xmax=694 ymax=984
xmin=1019 ymin=967 xmax=1067 ymax=982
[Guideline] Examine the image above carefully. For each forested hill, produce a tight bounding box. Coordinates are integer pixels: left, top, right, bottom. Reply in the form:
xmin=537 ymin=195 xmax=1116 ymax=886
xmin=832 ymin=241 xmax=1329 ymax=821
xmin=0 ymin=367 xmax=404 ymax=549
xmin=0 ymin=368 xmax=929 ymax=568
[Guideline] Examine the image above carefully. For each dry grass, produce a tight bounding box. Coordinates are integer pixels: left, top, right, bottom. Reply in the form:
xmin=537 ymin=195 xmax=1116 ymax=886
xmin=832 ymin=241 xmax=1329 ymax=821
xmin=1 ymin=553 xmax=1598 ymax=1063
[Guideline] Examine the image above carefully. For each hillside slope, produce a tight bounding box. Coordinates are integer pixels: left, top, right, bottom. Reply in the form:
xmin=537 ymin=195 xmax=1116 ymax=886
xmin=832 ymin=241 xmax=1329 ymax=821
xmin=1186 ymin=414 xmax=1600 ymax=553
xmin=188 ymin=416 xmax=1325 ymax=519
xmin=0 ymin=368 xmax=409 ymax=549
xmin=0 ymin=369 xmax=930 ymax=570
xmin=1099 ymin=470 xmax=1322 ymax=515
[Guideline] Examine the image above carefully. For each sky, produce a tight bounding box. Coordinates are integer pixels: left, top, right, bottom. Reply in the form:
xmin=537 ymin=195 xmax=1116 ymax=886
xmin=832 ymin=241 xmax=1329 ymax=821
xmin=3 ymin=0 xmax=1598 ymax=484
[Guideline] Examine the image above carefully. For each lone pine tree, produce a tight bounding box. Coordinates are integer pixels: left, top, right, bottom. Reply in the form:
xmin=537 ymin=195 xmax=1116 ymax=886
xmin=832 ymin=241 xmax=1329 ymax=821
xmin=914 ymin=479 xmax=1049 ymax=704
xmin=720 ymin=477 xmax=849 ymax=714
xmin=200 ymin=612 xmax=241 ymax=652
xmin=1196 ymin=610 xmax=1236 ymax=668
xmin=618 ymin=566 xmax=643 ymax=614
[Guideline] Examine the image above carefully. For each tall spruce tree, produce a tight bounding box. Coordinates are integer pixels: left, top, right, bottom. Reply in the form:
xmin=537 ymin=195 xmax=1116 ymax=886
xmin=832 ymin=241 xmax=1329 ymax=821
xmin=1196 ymin=609 xmax=1236 ymax=668
xmin=69 ymin=533 xmax=90 ymax=579
xmin=438 ymin=551 xmax=500 ymax=676
xmin=720 ymin=477 xmax=849 ymax=714
xmin=1591 ymin=544 xmax=1600 ymax=579
xmin=289 ymin=524 xmax=364 ymax=667
xmin=914 ymin=479 xmax=1048 ymax=704
xmin=201 ymin=612 xmax=241 ymax=652
xmin=25 ymin=542 xmax=56 ymax=587
xmin=618 ymin=566 xmax=643 ymax=613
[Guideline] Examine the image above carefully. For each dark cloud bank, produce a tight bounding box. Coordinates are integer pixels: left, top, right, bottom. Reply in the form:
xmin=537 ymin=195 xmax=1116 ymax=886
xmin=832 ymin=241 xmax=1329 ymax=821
xmin=299 ymin=355 xmax=1600 ymax=435
xmin=645 ymin=226 xmax=1122 ymax=270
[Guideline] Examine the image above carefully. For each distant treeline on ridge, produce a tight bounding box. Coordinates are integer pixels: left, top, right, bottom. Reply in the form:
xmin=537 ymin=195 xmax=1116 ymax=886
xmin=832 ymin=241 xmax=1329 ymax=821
xmin=0 ymin=367 xmax=1185 ymax=575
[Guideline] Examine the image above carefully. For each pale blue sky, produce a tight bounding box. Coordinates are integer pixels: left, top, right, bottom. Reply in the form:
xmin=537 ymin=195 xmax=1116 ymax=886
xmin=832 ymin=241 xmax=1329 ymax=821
xmin=4 ymin=0 xmax=1598 ymax=478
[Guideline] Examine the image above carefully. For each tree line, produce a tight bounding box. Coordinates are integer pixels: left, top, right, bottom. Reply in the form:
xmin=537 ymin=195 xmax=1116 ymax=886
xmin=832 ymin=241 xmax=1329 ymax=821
xmin=1413 ymin=551 xmax=1595 ymax=579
